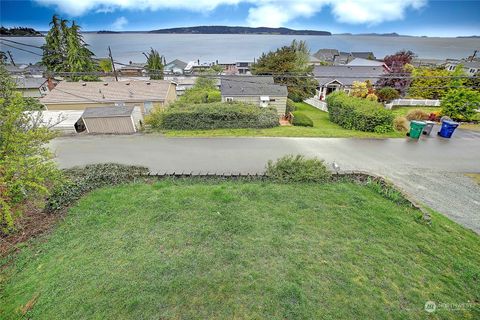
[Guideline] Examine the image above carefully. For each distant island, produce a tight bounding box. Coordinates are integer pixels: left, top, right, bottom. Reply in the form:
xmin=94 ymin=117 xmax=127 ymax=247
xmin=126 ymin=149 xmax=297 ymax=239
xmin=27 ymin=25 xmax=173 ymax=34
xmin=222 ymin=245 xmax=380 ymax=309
xmin=336 ymin=32 xmax=411 ymax=37
xmin=457 ymin=35 xmax=480 ymax=38
xmin=0 ymin=26 xmax=43 ymax=37
xmin=148 ymin=26 xmax=331 ymax=36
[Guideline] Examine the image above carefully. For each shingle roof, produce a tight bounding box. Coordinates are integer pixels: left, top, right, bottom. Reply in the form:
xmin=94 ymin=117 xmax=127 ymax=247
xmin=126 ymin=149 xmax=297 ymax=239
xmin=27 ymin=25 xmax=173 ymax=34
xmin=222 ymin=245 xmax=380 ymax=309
xmin=346 ymin=58 xmax=385 ymax=67
xmin=40 ymin=80 xmax=173 ymax=104
xmin=351 ymin=52 xmax=376 ymax=60
xmin=82 ymin=106 xmax=134 ymax=118
xmin=313 ymin=49 xmax=339 ymax=61
xmin=220 ymin=76 xmax=287 ymax=96
xmin=313 ymin=65 xmax=386 ymax=86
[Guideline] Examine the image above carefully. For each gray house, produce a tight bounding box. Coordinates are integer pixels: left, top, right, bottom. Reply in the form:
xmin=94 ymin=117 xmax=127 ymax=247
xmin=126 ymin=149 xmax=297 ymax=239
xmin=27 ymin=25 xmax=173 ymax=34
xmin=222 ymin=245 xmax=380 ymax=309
xmin=164 ymin=59 xmax=188 ymax=75
xmin=220 ymin=76 xmax=288 ymax=115
xmin=313 ymin=65 xmax=386 ymax=99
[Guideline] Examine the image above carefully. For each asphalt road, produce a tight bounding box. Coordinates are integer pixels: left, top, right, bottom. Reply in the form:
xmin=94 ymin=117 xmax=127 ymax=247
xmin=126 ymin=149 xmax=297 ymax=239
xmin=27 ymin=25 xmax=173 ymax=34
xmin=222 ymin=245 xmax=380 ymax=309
xmin=50 ymin=130 xmax=480 ymax=233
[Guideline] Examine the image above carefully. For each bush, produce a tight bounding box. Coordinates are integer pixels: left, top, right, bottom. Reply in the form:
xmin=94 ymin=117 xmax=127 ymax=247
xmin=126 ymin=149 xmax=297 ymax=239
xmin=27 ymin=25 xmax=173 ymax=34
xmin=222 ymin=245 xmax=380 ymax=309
xmin=366 ymin=93 xmax=378 ymax=102
xmin=291 ymin=112 xmax=313 ymax=127
xmin=441 ymin=88 xmax=480 ymax=121
xmin=46 ymin=164 xmax=149 ymax=212
xmin=393 ymin=116 xmax=409 ymax=132
xmin=326 ymin=91 xmax=394 ymax=132
xmin=376 ymin=87 xmax=400 ymax=102
xmin=147 ymin=102 xmax=279 ymax=130
xmin=266 ymin=155 xmax=331 ymax=183
xmin=406 ymin=109 xmax=429 ymax=121
xmin=286 ymin=98 xmax=296 ymax=114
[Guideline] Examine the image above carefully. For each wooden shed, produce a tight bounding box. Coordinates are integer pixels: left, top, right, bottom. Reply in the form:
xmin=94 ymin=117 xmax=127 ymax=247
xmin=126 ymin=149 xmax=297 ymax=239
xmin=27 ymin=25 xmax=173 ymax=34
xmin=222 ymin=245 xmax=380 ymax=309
xmin=81 ymin=106 xmax=142 ymax=134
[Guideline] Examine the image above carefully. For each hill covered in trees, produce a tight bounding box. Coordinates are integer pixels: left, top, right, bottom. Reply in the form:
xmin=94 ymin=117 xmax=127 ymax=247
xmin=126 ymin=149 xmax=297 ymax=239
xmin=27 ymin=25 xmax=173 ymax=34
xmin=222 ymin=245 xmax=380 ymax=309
xmin=149 ymin=26 xmax=331 ymax=35
xmin=0 ymin=26 xmax=42 ymax=36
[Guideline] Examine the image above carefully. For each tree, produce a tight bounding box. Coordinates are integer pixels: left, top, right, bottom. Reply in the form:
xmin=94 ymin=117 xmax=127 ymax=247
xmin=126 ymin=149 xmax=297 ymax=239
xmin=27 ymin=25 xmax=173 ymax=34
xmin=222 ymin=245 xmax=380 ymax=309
xmin=376 ymin=87 xmax=400 ymax=102
xmin=178 ymin=77 xmax=221 ymax=104
xmin=376 ymin=50 xmax=415 ymax=96
xmin=42 ymin=15 xmax=98 ymax=80
xmin=409 ymin=67 xmax=451 ymax=99
xmin=0 ymin=51 xmax=7 ymax=65
xmin=98 ymin=59 xmax=113 ymax=72
xmin=441 ymin=88 xmax=480 ymax=121
xmin=252 ymin=40 xmax=318 ymax=101
xmin=0 ymin=65 xmax=61 ymax=234
xmin=145 ymin=48 xmax=164 ymax=80
xmin=351 ymin=81 xmax=369 ymax=98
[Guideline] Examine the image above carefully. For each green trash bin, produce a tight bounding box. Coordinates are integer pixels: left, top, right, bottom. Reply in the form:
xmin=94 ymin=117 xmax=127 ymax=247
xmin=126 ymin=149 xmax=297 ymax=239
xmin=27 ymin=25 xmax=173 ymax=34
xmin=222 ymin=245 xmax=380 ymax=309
xmin=407 ymin=120 xmax=426 ymax=139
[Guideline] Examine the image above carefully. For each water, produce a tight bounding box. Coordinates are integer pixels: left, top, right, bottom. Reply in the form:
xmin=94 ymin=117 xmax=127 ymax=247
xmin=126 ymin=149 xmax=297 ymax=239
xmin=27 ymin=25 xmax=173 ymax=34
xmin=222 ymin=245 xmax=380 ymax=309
xmin=1 ymin=33 xmax=479 ymax=64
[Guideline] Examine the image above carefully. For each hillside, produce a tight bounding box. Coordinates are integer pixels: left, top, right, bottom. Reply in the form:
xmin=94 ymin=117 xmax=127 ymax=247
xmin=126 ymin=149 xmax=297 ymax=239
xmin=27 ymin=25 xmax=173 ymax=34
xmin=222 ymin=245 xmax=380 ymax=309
xmin=149 ymin=26 xmax=331 ymax=35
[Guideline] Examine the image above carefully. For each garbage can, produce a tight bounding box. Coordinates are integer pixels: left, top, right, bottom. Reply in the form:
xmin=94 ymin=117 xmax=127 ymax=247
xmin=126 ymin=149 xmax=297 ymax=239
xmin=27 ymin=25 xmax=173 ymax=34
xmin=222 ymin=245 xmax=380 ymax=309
xmin=437 ymin=120 xmax=459 ymax=138
xmin=422 ymin=121 xmax=436 ymax=135
xmin=407 ymin=120 xmax=426 ymax=139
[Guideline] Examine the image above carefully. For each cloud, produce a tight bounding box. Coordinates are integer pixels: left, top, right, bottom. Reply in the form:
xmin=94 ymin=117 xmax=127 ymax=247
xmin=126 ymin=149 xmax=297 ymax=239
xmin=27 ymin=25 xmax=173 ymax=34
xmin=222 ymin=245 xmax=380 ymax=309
xmin=34 ymin=0 xmax=428 ymax=27
xmin=111 ymin=16 xmax=128 ymax=30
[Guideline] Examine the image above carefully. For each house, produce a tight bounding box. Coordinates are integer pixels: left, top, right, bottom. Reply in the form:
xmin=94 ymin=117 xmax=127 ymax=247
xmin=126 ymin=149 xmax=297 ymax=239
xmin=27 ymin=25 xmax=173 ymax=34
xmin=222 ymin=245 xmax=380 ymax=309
xmin=81 ymin=105 xmax=143 ymax=134
xmin=30 ymin=110 xmax=85 ymax=135
xmin=313 ymin=65 xmax=386 ymax=99
xmin=313 ymin=49 xmax=339 ymax=64
xmin=40 ymin=80 xmax=177 ymax=114
xmin=351 ymin=52 xmax=376 ymax=60
xmin=411 ymin=58 xmax=446 ymax=68
xmin=118 ymin=62 xmax=147 ymax=76
xmin=164 ymin=59 xmax=188 ymax=75
xmin=236 ymin=62 xmax=252 ymax=75
xmin=346 ymin=58 xmax=387 ymax=68
xmin=13 ymin=76 xmax=51 ymax=98
xmin=220 ymin=76 xmax=288 ymax=115
xmin=164 ymin=76 xmax=221 ymax=95
xmin=445 ymin=60 xmax=480 ymax=74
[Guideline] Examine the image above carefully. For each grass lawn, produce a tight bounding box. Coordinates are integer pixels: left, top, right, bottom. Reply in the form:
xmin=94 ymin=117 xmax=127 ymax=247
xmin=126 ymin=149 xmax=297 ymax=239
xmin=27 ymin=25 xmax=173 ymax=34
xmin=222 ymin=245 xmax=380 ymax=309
xmin=2 ymin=180 xmax=479 ymax=319
xmin=159 ymin=102 xmax=404 ymax=138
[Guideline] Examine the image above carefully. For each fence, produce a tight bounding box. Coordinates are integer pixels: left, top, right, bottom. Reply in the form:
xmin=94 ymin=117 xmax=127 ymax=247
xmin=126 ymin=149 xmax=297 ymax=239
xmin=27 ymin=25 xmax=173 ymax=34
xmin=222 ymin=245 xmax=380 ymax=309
xmin=384 ymin=99 xmax=441 ymax=110
xmin=304 ymin=98 xmax=328 ymax=112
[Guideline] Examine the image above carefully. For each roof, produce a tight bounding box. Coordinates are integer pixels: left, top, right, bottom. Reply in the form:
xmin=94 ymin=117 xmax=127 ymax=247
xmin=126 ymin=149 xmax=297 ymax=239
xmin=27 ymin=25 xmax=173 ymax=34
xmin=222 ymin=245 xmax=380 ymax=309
xmin=30 ymin=110 xmax=83 ymax=132
xmin=313 ymin=49 xmax=339 ymax=61
xmin=40 ymin=80 xmax=174 ymax=104
xmin=220 ymin=76 xmax=287 ymax=96
xmin=119 ymin=62 xmax=146 ymax=70
xmin=463 ymin=61 xmax=480 ymax=68
xmin=82 ymin=105 xmax=134 ymax=118
xmin=346 ymin=58 xmax=385 ymax=67
xmin=313 ymin=65 xmax=386 ymax=86
xmin=165 ymin=59 xmax=188 ymax=70
xmin=13 ymin=76 xmax=47 ymax=89
xmin=351 ymin=52 xmax=376 ymax=60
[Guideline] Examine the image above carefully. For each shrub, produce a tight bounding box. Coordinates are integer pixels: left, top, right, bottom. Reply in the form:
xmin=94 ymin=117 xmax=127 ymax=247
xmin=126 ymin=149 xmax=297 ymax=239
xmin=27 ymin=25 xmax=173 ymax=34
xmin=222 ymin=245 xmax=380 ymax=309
xmin=393 ymin=116 xmax=409 ymax=132
xmin=441 ymin=88 xmax=480 ymax=121
xmin=326 ymin=91 xmax=394 ymax=132
xmin=266 ymin=155 xmax=331 ymax=183
xmin=366 ymin=93 xmax=378 ymax=102
xmin=291 ymin=112 xmax=313 ymax=127
xmin=147 ymin=102 xmax=279 ymax=130
xmin=286 ymin=98 xmax=296 ymax=114
xmin=376 ymin=87 xmax=400 ymax=102
xmin=46 ymin=164 xmax=149 ymax=212
xmin=406 ymin=109 xmax=429 ymax=121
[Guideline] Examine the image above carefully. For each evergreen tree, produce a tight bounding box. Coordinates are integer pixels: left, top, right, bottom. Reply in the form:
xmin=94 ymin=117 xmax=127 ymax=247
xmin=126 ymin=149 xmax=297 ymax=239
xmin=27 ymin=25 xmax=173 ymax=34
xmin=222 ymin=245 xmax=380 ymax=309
xmin=252 ymin=40 xmax=317 ymax=101
xmin=146 ymin=48 xmax=164 ymax=80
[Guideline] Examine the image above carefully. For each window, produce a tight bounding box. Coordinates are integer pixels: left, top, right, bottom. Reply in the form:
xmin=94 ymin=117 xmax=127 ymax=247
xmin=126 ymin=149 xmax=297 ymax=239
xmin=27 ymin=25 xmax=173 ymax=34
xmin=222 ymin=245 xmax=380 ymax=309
xmin=226 ymin=97 xmax=234 ymax=102
xmin=144 ymin=101 xmax=153 ymax=114
xmin=470 ymin=69 xmax=475 ymax=74
xmin=269 ymin=98 xmax=276 ymax=102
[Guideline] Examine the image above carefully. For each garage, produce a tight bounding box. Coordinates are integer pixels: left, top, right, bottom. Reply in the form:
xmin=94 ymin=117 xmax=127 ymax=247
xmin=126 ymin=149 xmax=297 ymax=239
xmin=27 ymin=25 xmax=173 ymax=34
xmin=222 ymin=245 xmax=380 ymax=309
xmin=81 ymin=106 xmax=142 ymax=134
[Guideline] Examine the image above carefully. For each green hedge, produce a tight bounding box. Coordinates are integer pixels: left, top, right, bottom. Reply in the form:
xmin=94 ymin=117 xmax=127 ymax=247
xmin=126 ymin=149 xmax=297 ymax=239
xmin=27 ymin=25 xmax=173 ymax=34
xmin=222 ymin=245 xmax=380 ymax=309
xmin=291 ymin=112 xmax=313 ymax=127
xmin=149 ymin=102 xmax=279 ymax=130
xmin=326 ymin=92 xmax=394 ymax=132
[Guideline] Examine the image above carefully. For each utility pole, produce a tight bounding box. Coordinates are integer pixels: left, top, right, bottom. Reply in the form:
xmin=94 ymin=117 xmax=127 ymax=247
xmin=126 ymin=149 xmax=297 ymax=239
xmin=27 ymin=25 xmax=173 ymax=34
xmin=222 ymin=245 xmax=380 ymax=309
xmin=108 ymin=46 xmax=118 ymax=81
xmin=7 ymin=50 xmax=15 ymax=66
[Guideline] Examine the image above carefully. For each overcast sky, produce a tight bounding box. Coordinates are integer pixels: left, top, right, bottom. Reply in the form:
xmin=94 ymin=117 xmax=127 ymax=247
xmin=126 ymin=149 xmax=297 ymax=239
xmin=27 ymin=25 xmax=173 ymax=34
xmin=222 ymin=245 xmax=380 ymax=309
xmin=1 ymin=0 xmax=480 ymax=37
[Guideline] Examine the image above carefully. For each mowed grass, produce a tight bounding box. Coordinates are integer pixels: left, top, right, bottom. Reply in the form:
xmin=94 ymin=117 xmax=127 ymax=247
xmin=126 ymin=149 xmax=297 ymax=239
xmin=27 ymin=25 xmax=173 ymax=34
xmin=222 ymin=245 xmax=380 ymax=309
xmin=391 ymin=106 xmax=441 ymax=118
xmin=161 ymin=102 xmax=404 ymax=138
xmin=2 ymin=180 xmax=479 ymax=319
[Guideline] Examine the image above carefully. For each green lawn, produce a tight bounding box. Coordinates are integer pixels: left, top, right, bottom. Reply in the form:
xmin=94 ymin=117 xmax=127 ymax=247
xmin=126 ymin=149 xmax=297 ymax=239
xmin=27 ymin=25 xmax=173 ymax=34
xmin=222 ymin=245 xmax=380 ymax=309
xmin=159 ymin=103 xmax=403 ymax=138
xmin=2 ymin=180 xmax=479 ymax=319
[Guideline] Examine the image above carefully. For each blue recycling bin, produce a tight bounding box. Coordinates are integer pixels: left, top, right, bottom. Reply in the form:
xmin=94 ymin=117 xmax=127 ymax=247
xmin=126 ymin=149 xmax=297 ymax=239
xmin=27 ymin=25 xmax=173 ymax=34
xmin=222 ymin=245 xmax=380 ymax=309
xmin=437 ymin=120 xmax=459 ymax=138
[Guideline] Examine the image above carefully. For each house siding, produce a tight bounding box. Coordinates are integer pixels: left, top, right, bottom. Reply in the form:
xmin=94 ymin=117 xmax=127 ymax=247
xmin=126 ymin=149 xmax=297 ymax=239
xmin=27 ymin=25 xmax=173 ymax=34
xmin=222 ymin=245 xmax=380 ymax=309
xmin=83 ymin=116 xmax=136 ymax=134
xmin=221 ymin=95 xmax=287 ymax=115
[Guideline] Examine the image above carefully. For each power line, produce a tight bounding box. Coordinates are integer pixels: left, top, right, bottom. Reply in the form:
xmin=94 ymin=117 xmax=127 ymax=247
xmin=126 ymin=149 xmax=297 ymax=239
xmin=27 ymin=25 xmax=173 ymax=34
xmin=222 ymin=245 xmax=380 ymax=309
xmin=0 ymin=41 xmax=43 ymax=56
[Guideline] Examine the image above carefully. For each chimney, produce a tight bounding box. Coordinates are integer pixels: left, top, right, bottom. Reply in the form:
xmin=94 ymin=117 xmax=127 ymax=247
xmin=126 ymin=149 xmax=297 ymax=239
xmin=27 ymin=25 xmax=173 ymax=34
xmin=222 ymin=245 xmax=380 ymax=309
xmin=47 ymin=77 xmax=56 ymax=91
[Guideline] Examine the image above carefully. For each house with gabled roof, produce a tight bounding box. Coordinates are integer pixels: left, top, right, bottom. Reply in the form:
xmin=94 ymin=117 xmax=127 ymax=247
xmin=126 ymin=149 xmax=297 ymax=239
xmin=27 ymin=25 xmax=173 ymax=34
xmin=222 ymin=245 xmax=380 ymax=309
xmin=220 ymin=76 xmax=288 ymax=115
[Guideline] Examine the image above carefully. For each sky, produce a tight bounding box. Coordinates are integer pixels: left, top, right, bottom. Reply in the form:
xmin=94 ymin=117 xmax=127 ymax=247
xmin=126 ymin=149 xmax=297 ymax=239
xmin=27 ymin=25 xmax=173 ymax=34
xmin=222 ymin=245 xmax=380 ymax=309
xmin=1 ymin=0 xmax=480 ymax=37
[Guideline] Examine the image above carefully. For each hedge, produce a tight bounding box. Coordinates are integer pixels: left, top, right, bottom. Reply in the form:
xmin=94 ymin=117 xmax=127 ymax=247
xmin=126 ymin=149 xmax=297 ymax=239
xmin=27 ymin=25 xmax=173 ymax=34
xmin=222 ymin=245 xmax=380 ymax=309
xmin=291 ymin=112 xmax=313 ymax=127
xmin=149 ymin=102 xmax=279 ymax=130
xmin=326 ymin=91 xmax=394 ymax=132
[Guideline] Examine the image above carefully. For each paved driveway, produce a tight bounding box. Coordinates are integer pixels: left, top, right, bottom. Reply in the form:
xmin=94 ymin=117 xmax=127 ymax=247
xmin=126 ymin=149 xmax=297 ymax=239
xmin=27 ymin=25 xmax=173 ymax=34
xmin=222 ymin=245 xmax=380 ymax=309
xmin=50 ymin=130 xmax=480 ymax=233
